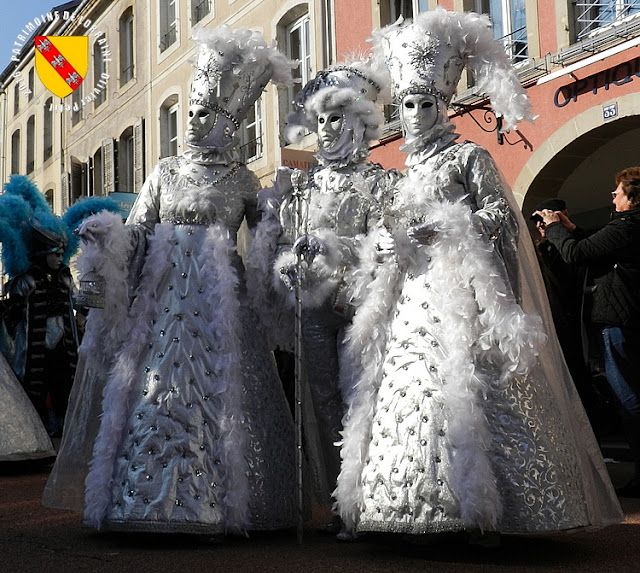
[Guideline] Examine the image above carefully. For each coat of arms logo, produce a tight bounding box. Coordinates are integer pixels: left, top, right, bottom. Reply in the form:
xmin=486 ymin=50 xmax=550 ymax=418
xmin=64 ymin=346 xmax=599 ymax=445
xmin=35 ymin=35 xmax=89 ymax=98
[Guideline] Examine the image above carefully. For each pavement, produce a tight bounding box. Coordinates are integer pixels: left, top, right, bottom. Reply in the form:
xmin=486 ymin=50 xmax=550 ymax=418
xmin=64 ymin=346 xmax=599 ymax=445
xmin=0 ymin=457 xmax=639 ymax=573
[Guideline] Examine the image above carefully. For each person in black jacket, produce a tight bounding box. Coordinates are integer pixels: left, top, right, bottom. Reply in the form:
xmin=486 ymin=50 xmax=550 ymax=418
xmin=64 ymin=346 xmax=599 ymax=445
xmin=536 ymin=167 xmax=640 ymax=497
xmin=531 ymin=199 xmax=599 ymax=425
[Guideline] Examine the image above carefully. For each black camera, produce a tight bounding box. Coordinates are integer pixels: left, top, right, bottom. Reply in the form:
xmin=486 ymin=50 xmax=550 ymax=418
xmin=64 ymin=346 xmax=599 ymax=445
xmin=530 ymin=213 xmax=544 ymax=224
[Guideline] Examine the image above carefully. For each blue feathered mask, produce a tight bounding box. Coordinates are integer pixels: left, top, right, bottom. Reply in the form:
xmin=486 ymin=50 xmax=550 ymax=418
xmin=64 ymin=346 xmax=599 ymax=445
xmin=0 ymin=175 xmax=119 ymax=278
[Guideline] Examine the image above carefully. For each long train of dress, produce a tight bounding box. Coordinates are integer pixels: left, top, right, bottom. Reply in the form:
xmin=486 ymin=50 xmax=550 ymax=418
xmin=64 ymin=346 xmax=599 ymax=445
xmin=0 ymin=352 xmax=55 ymax=462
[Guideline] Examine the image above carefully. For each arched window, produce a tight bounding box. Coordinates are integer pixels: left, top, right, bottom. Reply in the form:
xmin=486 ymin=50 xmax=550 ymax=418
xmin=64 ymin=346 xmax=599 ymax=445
xmin=13 ymin=83 xmax=20 ymax=115
xmin=93 ymin=147 xmax=103 ymax=196
xmin=286 ymin=12 xmax=312 ymax=112
xmin=28 ymin=68 xmax=34 ymax=102
xmin=120 ymin=7 xmax=135 ymax=85
xmin=119 ymin=126 xmax=135 ymax=193
xmin=94 ymin=39 xmax=107 ymax=107
xmin=44 ymin=98 xmax=53 ymax=161
xmin=160 ymin=94 xmax=179 ymax=158
xmin=44 ymin=188 xmax=54 ymax=209
xmin=11 ymin=129 xmax=21 ymax=174
xmin=26 ymin=116 xmax=35 ymax=173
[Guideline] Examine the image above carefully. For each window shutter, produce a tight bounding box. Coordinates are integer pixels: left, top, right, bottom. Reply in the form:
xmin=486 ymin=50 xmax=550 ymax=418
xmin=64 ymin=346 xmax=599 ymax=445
xmin=133 ymin=118 xmax=145 ymax=193
xmin=102 ymin=138 xmax=115 ymax=194
xmin=61 ymin=172 xmax=70 ymax=210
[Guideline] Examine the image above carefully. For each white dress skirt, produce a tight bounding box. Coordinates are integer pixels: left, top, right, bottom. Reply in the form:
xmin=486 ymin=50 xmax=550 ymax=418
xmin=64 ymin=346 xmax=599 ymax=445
xmin=0 ymin=351 xmax=55 ymax=462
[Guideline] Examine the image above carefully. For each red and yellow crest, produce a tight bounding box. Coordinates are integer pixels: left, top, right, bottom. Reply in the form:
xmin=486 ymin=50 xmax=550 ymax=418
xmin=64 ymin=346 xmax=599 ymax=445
xmin=35 ymin=36 xmax=89 ymax=98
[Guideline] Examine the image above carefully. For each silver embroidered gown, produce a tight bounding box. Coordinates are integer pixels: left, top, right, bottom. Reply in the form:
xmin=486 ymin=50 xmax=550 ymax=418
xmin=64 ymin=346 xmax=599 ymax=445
xmin=335 ymin=140 xmax=622 ymax=535
xmin=82 ymin=156 xmax=297 ymax=534
xmin=250 ymin=161 xmax=395 ymax=503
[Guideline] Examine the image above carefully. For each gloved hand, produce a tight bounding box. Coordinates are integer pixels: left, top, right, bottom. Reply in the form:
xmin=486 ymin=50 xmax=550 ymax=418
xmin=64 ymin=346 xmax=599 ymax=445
xmin=375 ymin=226 xmax=395 ymax=256
xmin=74 ymin=215 xmax=111 ymax=245
xmin=407 ymin=221 xmax=440 ymax=246
xmin=279 ymin=262 xmax=305 ymax=291
xmin=293 ymin=234 xmax=325 ymax=264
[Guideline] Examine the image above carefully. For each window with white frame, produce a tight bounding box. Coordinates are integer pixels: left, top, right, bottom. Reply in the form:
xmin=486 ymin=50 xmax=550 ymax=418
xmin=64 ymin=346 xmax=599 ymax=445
xmin=160 ymin=97 xmax=180 ymax=158
xmin=475 ymin=0 xmax=527 ymax=63
xmin=93 ymin=148 xmax=104 ymax=196
xmin=119 ymin=127 xmax=135 ymax=194
xmin=286 ymin=14 xmax=313 ymax=111
xmin=94 ymin=40 xmax=107 ymax=107
xmin=120 ymin=8 xmax=135 ymax=85
xmin=26 ymin=115 xmax=35 ymax=173
xmin=160 ymin=0 xmax=178 ymax=52
xmin=72 ymin=83 xmax=83 ymax=125
xmin=13 ymin=83 xmax=20 ymax=115
xmin=384 ymin=0 xmax=429 ymax=24
xmin=44 ymin=188 xmax=54 ymax=209
xmin=239 ymin=98 xmax=263 ymax=163
xmin=44 ymin=98 xmax=53 ymax=161
xmin=191 ymin=0 xmax=211 ymax=24
xmin=11 ymin=130 xmax=21 ymax=174
xmin=573 ymin=0 xmax=640 ymax=40
xmin=28 ymin=68 xmax=34 ymax=102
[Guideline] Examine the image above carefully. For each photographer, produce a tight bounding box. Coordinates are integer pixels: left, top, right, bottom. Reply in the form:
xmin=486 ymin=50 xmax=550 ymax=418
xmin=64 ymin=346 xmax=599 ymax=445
xmin=531 ymin=200 xmax=600 ymax=429
xmin=536 ymin=167 xmax=640 ymax=497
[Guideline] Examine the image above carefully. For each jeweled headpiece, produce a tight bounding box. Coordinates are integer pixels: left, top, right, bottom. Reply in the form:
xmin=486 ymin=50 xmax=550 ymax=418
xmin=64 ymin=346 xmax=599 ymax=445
xmin=285 ymin=56 xmax=389 ymax=146
xmin=372 ymin=8 xmax=532 ymax=130
xmin=190 ymin=25 xmax=294 ymax=130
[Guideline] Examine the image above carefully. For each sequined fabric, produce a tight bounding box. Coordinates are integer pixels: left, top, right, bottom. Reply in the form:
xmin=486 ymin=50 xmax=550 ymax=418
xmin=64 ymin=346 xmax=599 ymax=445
xmin=357 ymin=272 xmax=588 ymax=534
xmin=277 ymin=162 xmax=387 ymax=247
xmin=85 ymin=160 xmax=297 ymax=534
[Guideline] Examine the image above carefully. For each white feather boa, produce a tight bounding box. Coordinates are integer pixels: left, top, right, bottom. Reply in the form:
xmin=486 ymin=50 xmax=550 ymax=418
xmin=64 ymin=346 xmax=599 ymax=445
xmin=335 ymin=199 xmax=546 ymax=533
xmin=83 ymin=222 xmax=251 ymax=533
xmin=245 ymin=187 xmax=295 ymax=351
xmin=75 ymin=211 xmax=135 ymax=371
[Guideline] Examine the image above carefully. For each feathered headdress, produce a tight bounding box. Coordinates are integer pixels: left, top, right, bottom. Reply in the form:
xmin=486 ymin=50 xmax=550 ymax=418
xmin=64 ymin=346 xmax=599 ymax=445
xmin=0 ymin=175 xmax=119 ymax=278
xmin=190 ymin=25 xmax=294 ymax=129
xmin=371 ymin=7 xmax=533 ymax=131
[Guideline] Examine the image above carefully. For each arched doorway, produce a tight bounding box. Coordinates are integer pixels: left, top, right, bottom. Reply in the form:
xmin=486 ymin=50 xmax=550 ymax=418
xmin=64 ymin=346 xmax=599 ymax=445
xmin=517 ymin=95 xmax=640 ymax=231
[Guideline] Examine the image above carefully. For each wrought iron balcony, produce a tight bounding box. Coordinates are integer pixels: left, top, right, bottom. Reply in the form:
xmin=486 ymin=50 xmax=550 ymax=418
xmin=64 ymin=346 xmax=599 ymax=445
xmin=498 ymin=25 xmax=529 ymax=64
xmin=574 ymin=0 xmax=640 ymax=41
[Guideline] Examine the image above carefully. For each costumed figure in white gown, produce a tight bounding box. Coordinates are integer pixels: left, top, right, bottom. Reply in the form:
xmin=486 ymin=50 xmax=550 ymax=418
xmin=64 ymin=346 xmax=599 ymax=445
xmin=248 ymin=59 xmax=398 ymax=521
xmin=0 ymin=175 xmax=115 ymax=454
xmin=45 ymin=26 xmax=298 ymax=535
xmin=334 ymin=8 xmax=623 ymax=539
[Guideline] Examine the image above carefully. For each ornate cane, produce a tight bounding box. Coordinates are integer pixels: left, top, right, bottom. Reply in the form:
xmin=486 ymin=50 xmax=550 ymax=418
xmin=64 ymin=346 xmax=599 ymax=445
xmin=291 ymin=168 xmax=309 ymax=544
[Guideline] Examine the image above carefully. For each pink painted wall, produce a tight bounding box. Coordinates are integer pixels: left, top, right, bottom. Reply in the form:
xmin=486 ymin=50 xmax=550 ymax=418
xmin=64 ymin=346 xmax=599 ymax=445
xmin=536 ymin=0 xmax=558 ymax=55
xmin=334 ymin=0 xmax=373 ymax=56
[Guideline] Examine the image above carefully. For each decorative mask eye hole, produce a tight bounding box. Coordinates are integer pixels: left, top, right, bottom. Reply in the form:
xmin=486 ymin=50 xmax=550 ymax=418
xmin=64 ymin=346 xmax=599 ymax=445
xmin=421 ymin=101 xmax=433 ymax=109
